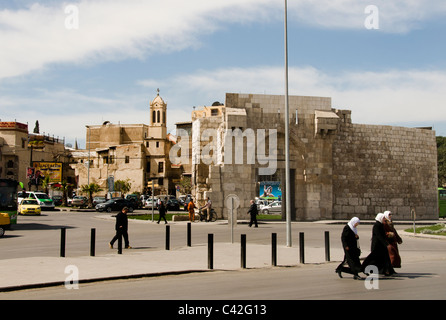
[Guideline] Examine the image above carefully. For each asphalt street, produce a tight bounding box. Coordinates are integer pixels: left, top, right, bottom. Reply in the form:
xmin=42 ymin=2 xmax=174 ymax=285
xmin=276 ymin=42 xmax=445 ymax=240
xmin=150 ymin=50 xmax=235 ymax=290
xmin=1 ymin=209 xmax=445 ymax=305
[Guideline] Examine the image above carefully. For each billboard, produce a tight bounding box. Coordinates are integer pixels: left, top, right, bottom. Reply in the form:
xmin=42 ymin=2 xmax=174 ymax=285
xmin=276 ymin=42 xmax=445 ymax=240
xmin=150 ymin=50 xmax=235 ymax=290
xmin=259 ymin=181 xmax=282 ymax=200
xmin=33 ymin=162 xmax=62 ymax=183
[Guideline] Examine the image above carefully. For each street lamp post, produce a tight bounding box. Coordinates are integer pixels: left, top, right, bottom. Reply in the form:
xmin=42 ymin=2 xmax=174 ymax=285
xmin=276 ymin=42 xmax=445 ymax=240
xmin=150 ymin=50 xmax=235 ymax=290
xmin=284 ymin=0 xmax=292 ymax=247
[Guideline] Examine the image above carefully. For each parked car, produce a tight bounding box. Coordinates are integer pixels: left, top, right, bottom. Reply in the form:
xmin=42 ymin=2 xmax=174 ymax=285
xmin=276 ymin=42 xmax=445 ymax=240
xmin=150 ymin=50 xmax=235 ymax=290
xmin=51 ymin=195 xmax=63 ymax=206
xmin=166 ymin=199 xmax=180 ymax=211
xmin=145 ymin=197 xmax=159 ymax=210
xmin=260 ymin=201 xmax=282 ymax=214
xmin=93 ymin=196 xmax=106 ymax=206
xmin=18 ymin=198 xmax=41 ymax=215
xmin=95 ymin=198 xmax=134 ymax=213
xmin=18 ymin=191 xmax=55 ymax=210
xmin=72 ymin=196 xmax=88 ymax=208
xmin=125 ymin=194 xmax=143 ymax=209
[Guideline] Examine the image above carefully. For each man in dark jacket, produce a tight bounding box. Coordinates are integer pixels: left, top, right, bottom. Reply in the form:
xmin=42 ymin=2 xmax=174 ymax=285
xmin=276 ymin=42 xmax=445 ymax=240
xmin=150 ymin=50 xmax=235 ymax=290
xmin=248 ymin=199 xmax=258 ymax=228
xmin=109 ymin=207 xmax=131 ymax=249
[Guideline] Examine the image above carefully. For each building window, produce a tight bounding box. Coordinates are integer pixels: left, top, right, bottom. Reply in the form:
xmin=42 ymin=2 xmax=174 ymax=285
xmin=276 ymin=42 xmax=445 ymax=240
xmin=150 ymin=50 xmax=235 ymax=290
xmin=152 ymin=110 xmax=156 ymax=124
xmin=157 ymin=110 xmax=160 ymax=123
xmin=211 ymin=108 xmax=219 ymax=116
xmin=156 ymin=141 xmax=159 ymax=148
xmin=125 ymin=156 xmax=130 ymax=164
xmin=158 ymin=161 xmax=164 ymax=173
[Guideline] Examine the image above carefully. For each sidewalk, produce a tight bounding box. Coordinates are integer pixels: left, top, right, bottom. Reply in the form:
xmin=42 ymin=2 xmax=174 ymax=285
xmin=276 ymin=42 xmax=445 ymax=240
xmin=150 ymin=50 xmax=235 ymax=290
xmin=0 ymin=219 xmax=443 ymax=292
xmin=0 ymin=241 xmax=342 ymax=292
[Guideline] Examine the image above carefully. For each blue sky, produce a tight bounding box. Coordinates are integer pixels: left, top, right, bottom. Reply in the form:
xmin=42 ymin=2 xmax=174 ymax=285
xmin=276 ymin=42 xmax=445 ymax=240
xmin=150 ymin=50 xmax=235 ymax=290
xmin=1 ymin=0 xmax=446 ymax=148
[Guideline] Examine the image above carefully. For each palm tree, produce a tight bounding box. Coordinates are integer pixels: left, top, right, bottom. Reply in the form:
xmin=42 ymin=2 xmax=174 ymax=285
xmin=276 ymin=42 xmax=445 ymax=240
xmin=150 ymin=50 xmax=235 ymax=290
xmin=81 ymin=183 xmax=103 ymax=208
xmin=55 ymin=180 xmax=71 ymax=206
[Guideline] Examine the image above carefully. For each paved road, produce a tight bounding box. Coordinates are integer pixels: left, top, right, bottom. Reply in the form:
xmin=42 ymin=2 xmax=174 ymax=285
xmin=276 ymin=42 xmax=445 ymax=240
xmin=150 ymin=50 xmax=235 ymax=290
xmin=1 ymin=210 xmax=350 ymax=260
xmin=2 ymin=258 xmax=445 ymax=301
xmin=2 ymin=210 xmax=446 ymax=307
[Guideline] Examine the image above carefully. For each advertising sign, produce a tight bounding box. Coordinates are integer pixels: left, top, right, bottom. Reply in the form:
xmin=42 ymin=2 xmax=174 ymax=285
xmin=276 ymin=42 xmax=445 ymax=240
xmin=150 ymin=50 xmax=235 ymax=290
xmin=33 ymin=162 xmax=62 ymax=183
xmin=259 ymin=181 xmax=282 ymax=200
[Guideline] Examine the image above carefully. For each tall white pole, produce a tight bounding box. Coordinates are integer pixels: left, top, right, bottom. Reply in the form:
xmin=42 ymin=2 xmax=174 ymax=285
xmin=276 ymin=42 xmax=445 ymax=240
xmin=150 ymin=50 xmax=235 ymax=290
xmin=284 ymin=0 xmax=292 ymax=247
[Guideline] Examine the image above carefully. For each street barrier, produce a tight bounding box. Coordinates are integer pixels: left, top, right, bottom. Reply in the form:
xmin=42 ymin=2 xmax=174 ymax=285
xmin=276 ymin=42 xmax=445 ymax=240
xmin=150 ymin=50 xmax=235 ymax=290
xmin=56 ymin=223 xmax=335 ymax=267
xmin=208 ymin=233 xmax=214 ymax=269
xmin=187 ymin=222 xmax=191 ymax=247
xmin=241 ymin=234 xmax=246 ymax=268
xmin=60 ymin=228 xmax=66 ymax=257
xmin=272 ymin=233 xmax=277 ymax=266
xmin=325 ymin=231 xmax=330 ymax=262
xmin=165 ymin=225 xmax=170 ymax=250
xmin=90 ymin=228 xmax=96 ymax=257
xmin=299 ymin=232 xmax=304 ymax=264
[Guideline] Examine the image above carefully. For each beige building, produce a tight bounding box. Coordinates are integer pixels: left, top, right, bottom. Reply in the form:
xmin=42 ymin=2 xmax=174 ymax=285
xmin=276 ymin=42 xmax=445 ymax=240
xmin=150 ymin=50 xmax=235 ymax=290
xmin=191 ymin=93 xmax=438 ymax=221
xmin=71 ymin=93 xmax=182 ymax=196
xmin=0 ymin=121 xmax=74 ymax=193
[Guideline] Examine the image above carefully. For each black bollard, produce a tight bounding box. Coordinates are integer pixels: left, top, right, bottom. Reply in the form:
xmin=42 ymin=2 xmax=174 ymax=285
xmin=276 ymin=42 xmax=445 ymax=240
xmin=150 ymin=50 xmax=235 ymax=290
xmin=241 ymin=234 xmax=246 ymax=269
xmin=272 ymin=233 xmax=277 ymax=266
xmin=90 ymin=228 xmax=96 ymax=257
xmin=187 ymin=222 xmax=191 ymax=247
xmin=165 ymin=225 xmax=170 ymax=250
xmin=60 ymin=228 xmax=66 ymax=257
xmin=299 ymin=232 xmax=305 ymax=264
xmin=325 ymin=231 xmax=330 ymax=262
xmin=208 ymin=234 xmax=214 ymax=269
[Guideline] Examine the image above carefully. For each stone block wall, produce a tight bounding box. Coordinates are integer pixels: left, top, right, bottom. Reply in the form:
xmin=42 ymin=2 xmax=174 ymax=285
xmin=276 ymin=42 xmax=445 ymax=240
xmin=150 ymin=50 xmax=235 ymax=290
xmin=333 ymin=123 xmax=438 ymax=220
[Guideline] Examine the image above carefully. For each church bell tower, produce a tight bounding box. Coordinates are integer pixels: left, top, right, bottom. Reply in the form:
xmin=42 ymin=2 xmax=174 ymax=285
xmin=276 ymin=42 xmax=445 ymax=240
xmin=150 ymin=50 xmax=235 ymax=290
xmin=149 ymin=89 xmax=167 ymax=139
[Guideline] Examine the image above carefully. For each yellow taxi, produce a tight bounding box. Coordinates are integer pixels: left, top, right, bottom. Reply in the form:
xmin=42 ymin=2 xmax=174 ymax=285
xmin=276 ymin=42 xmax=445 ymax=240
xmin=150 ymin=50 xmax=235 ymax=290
xmin=18 ymin=198 xmax=41 ymax=215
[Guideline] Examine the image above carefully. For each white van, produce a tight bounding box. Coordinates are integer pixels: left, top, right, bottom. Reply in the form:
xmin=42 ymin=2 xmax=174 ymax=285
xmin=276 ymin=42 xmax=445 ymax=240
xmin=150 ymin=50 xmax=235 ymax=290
xmin=17 ymin=191 xmax=55 ymax=210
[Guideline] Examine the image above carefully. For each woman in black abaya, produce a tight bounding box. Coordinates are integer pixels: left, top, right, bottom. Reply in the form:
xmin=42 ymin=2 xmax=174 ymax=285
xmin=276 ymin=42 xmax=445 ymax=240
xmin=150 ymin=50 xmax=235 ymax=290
xmin=361 ymin=213 xmax=395 ymax=276
xmin=335 ymin=217 xmax=363 ymax=280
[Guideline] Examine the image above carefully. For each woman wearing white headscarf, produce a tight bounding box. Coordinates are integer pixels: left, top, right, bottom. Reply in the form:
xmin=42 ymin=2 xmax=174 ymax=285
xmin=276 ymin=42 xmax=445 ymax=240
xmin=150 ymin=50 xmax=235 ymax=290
xmin=361 ymin=213 xmax=395 ymax=276
xmin=383 ymin=210 xmax=402 ymax=268
xmin=335 ymin=217 xmax=363 ymax=279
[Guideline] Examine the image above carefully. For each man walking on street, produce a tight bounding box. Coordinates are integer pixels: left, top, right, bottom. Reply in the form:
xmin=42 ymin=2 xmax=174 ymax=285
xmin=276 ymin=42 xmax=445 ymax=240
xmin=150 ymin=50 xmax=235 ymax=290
xmin=248 ymin=199 xmax=258 ymax=228
xmin=110 ymin=207 xmax=132 ymax=249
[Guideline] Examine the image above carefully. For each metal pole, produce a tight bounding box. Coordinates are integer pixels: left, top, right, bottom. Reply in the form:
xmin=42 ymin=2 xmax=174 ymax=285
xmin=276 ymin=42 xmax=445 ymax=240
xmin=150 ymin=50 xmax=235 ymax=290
xmin=151 ymin=180 xmax=155 ymax=222
xmin=208 ymin=234 xmax=214 ymax=269
xmin=284 ymin=0 xmax=292 ymax=247
xmin=187 ymin=222 xmax=191 ymax=247
xmin=231 ymin=197 xmax=234 ymax=244
xmin=241 ymin=234 xmax=246 ymax=269
xmin=60 ymin=228 xmax=66 ymax=257
xmin=90 ymin=228 xmax=96 ymax=257
xmin=272 ymin=233 xmax=277 ymax=266
xmin=299 ymin=232 xmax=305 ymax=264
xmin=324 ymin=231 xmax=330 ymax=262
xmin=165 ymin=225 xmax=170 ymax=250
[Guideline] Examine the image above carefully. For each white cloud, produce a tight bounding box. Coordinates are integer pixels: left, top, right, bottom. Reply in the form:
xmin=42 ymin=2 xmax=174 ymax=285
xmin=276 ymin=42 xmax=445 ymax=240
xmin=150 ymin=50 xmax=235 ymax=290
xmin=140 ymin=65 xmax=446 ymax=128
xmin=1 ymin=0 xmax=446 ymax=81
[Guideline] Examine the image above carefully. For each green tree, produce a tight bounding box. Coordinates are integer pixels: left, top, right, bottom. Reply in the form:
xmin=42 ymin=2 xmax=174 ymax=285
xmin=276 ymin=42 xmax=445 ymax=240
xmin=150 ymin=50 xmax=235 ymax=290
xmin=437 ymin=136 xmax=446 ymax=187
xmin=81 ymin=183 xmax=103 ymax=208
xmin=55 ymin=180 xmax=71 ymax=206
xmin=114 ymin=179 xmax=131 ymax=197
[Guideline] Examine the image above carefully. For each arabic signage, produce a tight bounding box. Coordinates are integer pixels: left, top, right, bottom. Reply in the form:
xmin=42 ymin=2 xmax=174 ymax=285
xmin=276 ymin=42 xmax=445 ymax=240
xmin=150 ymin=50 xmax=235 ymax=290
xmin=32 ymin=162 xmax=63 ymax=183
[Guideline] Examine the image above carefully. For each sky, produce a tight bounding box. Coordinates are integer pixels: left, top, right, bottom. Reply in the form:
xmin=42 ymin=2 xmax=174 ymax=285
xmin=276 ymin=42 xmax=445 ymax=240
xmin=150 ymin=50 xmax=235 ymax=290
xmin=1 ymin=0 xmax=446 ymax=149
